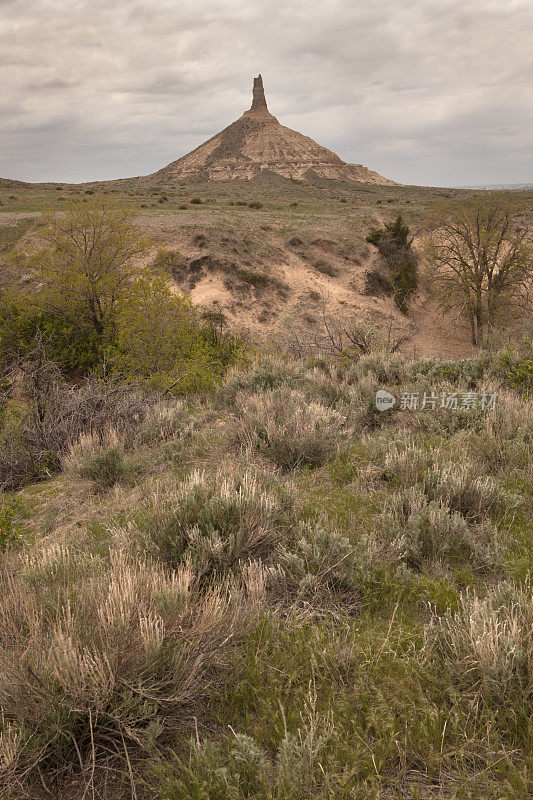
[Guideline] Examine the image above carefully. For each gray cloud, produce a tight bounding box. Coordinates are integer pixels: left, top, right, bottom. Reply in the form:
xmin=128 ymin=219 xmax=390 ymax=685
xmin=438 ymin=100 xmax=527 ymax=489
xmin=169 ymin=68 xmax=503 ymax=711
xmin=0 ymin=0 xmax=531 ymax=186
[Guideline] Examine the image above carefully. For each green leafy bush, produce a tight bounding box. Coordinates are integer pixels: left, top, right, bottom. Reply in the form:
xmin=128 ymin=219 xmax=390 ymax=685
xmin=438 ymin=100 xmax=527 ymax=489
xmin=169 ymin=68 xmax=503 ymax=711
xmin=412 ymin=347 xmax=533 ymax=395
xmin=0 ymin=302 xmax=104 ymax=373
xmin=491 ymin=348 xmax=533 ymax=395
xmin=109 ymin=277 xmax=241 ymax=393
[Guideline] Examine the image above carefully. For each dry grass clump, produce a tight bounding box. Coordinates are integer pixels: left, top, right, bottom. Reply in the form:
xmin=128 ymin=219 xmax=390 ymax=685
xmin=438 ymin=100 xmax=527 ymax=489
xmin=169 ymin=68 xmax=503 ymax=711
xmin=298 ymin=367 xmax=352 ymax=409
xmin=218 ymin=355 xmax=309 ymax=405
xmin=231 ymin=387 xmax=347 ymax=470
xmin=139 ymin=466 xmax=293 ymax=580
xmin=0 ymin=545 xmax=247 ymax=794
xmin=429 ymin=581 xmax=532 ymax=704
xmin=368 ymin=433 xmax=513 ymax=521
xmin=134 ymin=399 xmax=195 ymax=446
xmin=468 ymin=389 xmax=532 ymax=479
xmin=376 ymin=436 xmax=437 ymax=484
xmin=344 ymin=351 xmax=410 ymax=386
xmin=384 ymin=487 xmax=499 ymax=570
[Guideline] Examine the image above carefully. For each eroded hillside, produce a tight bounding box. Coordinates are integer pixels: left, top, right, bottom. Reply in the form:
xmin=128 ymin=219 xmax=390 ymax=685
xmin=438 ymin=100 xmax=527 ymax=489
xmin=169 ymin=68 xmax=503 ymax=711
xmin=1 ymin=180 xmax=532 ymax=358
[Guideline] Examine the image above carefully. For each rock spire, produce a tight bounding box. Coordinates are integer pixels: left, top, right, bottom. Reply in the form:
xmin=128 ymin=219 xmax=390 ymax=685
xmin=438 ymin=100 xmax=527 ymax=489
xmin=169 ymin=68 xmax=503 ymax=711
xmin=250 ymin=74 xmax=268 ymax=111
xmin=141 ymin=75 xmax=395 ymax=185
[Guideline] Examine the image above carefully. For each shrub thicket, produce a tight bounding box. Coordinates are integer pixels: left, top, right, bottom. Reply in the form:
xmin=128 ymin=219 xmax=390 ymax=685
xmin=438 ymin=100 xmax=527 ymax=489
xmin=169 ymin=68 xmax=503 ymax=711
xmin=0 ymin=377 xmax=148 ymax=490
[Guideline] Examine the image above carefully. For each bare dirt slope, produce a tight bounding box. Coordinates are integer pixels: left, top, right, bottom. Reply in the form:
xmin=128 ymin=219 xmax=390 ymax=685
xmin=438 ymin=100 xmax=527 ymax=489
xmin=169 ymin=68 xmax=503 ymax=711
xmin=135 ymin=206 xmax=472 ymax=359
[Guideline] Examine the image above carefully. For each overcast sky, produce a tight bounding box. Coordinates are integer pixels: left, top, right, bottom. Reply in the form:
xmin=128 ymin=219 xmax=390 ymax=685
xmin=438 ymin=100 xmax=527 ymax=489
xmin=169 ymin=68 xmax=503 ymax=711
xmin=1 ymin=0 xmax=532 ymax=187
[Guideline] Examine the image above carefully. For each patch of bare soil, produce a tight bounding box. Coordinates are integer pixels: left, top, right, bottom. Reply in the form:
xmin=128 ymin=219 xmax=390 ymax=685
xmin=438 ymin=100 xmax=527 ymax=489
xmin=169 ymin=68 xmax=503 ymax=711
xmin=129 ymin=209 xmax=480 ymax=358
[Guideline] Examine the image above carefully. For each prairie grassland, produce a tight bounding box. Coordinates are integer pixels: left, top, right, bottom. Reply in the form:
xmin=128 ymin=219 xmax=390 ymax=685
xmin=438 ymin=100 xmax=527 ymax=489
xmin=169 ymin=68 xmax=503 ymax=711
xmin=0 ymin=345 xmax=531 ymax=799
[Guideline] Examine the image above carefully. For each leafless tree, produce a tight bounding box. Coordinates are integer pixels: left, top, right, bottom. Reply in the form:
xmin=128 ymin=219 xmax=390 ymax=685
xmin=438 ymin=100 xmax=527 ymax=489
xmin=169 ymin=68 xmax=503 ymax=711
xmin=425 ymin=196 xmax=532 ymax=345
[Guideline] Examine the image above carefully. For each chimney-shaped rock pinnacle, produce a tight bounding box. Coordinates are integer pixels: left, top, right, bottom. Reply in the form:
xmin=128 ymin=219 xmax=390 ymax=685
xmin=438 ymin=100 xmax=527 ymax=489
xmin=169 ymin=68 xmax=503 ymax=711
xmin=251 ymin=74 xmax=268 ymax=111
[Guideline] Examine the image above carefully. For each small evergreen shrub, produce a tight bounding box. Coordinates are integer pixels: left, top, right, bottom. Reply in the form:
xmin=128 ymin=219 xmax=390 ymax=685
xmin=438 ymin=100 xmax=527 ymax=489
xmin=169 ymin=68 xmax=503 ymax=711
xmin=0 ymin=498 xmax=27 ymax=548
xmin=237 ymin=268 xmax=270 ymax=287
xmin=366 ymin=214 xmax=418 ymax=313
xmin=372 ymin=436 xmax=514 ymax=521
xmin=152 ymin=689 xmax=332 ymax=797
xmin=384 ymin=487 xmax=499 ymax=570
xmin=313 ymin=260 xmax=338 ymax=277
xmin=424 ymin=461 xmax=513 ymax=520
xmin=279 ymin=520 xmax=373 ymax=603
xmin=79 ymin=446 xmax=128 ymax=490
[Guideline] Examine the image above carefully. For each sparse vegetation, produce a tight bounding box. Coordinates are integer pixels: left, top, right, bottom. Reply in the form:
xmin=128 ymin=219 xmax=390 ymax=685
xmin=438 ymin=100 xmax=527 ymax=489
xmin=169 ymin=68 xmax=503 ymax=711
xmin=236 ymin=267 xmax=270 ymax=287
xmin=0 ymin=184 xmax=531 ymax=798
xmin=313 ymin=259 xmax=337 ymax=276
